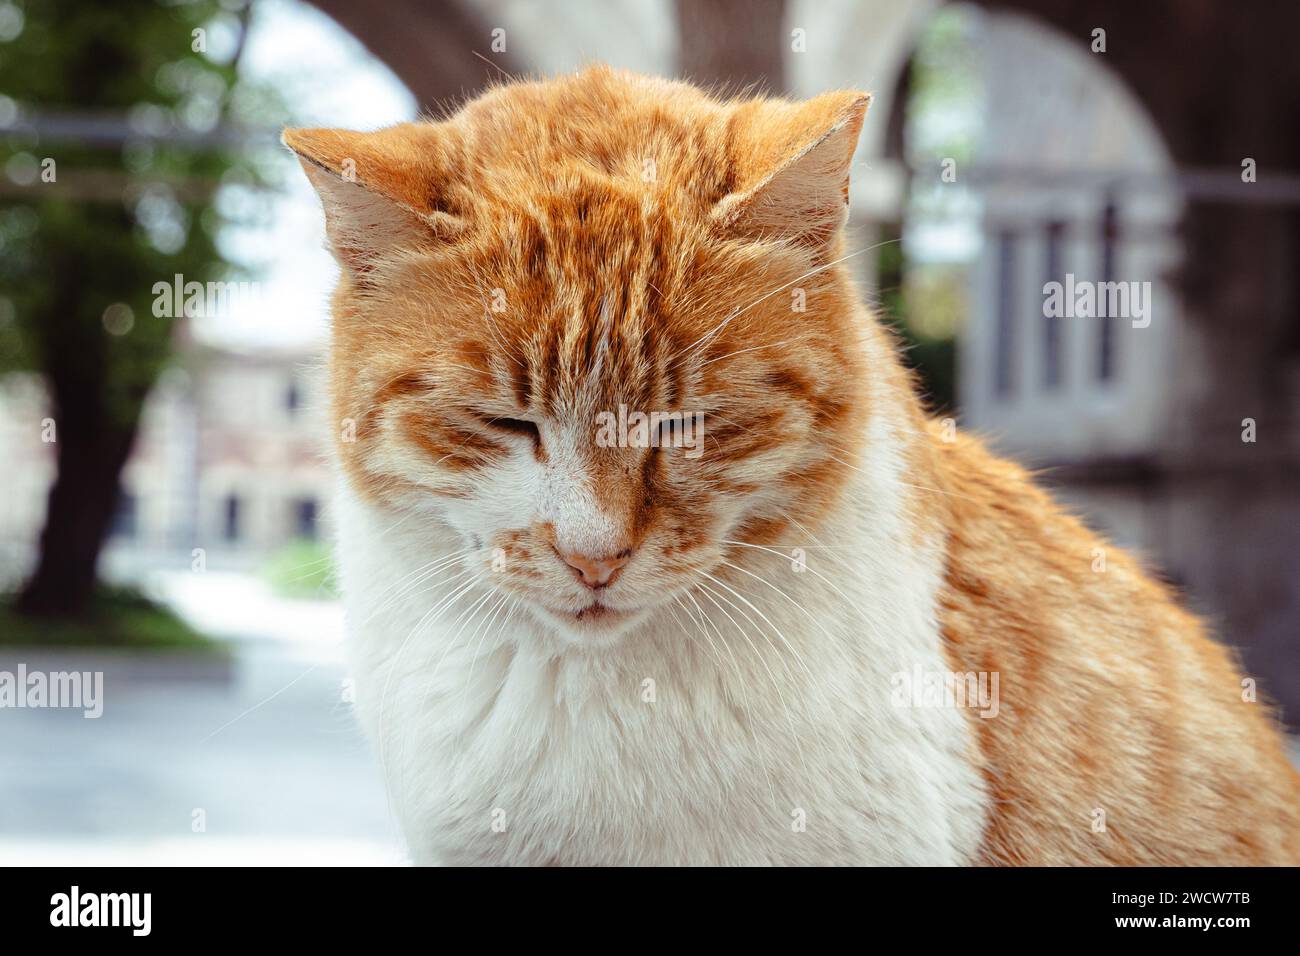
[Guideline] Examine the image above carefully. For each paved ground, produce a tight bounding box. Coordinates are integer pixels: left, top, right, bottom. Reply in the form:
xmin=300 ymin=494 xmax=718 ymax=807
xmin=0 ymin=574 xmax=406 ymax=866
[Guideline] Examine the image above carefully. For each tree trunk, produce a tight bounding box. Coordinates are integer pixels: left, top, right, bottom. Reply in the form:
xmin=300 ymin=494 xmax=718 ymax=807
xmin=16 ymin=414 xmax=137 ymax=617
xmin=16 ymin=235 xmax=143 ymax=619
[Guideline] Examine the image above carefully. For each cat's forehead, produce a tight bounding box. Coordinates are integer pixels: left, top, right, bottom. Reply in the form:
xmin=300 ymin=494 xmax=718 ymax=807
xmin=427 ymin=193 xmax=820 ymax=413
xmin=458 ymin=72 xmax=731 ymax=200
xmin=457 ymin=184 xmax=698 ymax=354
xmin=502 ymin=294 xmax=680 ymax=418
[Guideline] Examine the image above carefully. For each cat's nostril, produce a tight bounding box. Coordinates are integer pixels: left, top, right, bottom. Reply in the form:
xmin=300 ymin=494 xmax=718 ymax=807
xmin=557 ymin=548 xmax=632 ymax=589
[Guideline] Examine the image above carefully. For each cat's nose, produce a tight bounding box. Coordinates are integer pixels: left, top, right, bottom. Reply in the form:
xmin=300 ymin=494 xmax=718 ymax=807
xmin=558 ymin=548 xmax=632 ymax=589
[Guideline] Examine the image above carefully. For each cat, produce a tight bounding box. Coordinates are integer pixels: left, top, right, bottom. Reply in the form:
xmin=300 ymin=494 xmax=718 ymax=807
xmin=285 ymin=66 xmax=1300 ymax=866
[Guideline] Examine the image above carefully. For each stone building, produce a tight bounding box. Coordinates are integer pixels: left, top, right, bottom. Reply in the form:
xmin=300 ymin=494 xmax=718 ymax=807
xmin=0 ymin=339 xmax=332 ymax=586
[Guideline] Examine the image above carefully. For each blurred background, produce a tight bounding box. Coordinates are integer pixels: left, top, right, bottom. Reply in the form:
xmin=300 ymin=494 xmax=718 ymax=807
xmin=1 ymin=0 xmax=1297 ymax=865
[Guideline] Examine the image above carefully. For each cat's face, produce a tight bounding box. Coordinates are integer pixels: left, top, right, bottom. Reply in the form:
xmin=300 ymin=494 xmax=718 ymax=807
xmin=288 ymin=68 xmax=871 ymax=644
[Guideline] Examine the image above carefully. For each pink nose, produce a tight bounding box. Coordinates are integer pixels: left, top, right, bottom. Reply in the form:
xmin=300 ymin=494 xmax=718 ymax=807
xmin=559 ymin=549 xmax=631 ymax=589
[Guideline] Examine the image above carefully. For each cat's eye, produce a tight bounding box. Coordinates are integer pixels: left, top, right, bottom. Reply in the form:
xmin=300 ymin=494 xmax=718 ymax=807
xmin=482 ymin=415 xmax=540 ymax=442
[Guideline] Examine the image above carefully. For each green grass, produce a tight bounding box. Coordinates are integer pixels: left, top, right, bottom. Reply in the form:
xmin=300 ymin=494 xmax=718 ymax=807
xmin=0 ymin=585 xmax=223 ymax=652
xmin=261 ymin=538 xmax=338 ymax=599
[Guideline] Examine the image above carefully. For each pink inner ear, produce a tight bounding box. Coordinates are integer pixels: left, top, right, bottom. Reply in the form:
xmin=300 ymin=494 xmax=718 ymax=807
xmin=712 ymin=100 xmax=867 ymax=248
xmin=285 ymin=123 xmax=470 ymax=275
xmin=297 ymin=158 xmax=464 ymax=277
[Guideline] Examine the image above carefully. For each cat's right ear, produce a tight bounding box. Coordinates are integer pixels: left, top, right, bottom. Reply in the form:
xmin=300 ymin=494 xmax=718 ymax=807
xmin=712 ymin=91 xmax=870 ymax=250
xmin=282 ymin=125 xmax=466 ymax=275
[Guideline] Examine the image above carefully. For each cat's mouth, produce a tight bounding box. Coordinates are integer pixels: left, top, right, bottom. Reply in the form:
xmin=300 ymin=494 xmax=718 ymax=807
xmin=566 ymin=600 xmax=635 ymax=625
xmin=535 ymin=598 xmax=641 ymax=636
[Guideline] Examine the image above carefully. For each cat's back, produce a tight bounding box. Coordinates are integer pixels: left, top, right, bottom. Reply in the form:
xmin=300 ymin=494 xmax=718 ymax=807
xmin=930 ymin=428 xmax=1300 ymax=864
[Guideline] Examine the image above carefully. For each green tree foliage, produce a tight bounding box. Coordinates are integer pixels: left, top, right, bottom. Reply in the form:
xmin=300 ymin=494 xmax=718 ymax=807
xmin=0 ymin=0 xmax=261 ymax=618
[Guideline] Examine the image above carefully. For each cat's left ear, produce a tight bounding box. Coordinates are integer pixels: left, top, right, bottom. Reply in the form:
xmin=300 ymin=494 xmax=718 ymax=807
xmin=713 ymin=91 xmax=870 ymax=248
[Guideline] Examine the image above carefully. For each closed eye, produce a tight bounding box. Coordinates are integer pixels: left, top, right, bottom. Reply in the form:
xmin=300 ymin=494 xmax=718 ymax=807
xmin=481 ymin=415 xmax=540 ymax=441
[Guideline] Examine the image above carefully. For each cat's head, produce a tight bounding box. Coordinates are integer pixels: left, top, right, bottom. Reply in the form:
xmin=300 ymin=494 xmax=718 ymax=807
xmin=286 ymin=67 xmax=872 ymax=645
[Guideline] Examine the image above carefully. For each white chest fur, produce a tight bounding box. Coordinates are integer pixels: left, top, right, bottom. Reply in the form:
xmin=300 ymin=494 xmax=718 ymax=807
xmin=335 ymin=475 xmax=989 ymax=866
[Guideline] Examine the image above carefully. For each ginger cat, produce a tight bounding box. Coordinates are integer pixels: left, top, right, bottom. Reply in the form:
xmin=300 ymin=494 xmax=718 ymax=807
xmin=285 ymin=66 xmax=1300 ymax=866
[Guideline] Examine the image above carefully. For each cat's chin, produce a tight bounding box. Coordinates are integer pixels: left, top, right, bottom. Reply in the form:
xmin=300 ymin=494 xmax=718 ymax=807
xmin=530 ymin=600 xmax=648 ymax=646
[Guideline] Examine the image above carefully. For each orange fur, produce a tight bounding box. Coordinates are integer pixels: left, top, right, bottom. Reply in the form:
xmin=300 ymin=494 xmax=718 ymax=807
xmin=287 ymin=66 xmax=1300 ymax=865
xmin=285 ymin=68 xmax=871 ymax=564
xmin=925 ymin=428 xmax=1300 ymax=864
